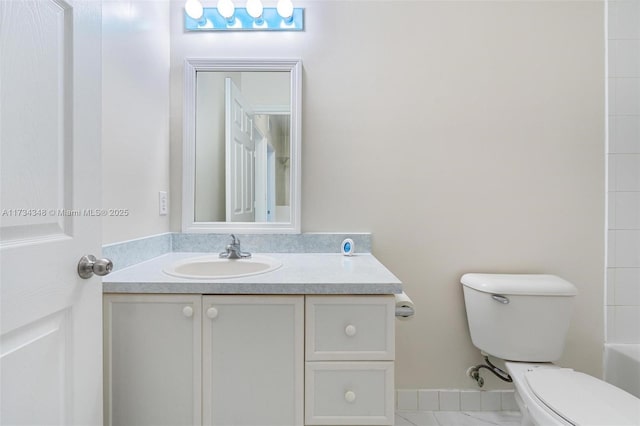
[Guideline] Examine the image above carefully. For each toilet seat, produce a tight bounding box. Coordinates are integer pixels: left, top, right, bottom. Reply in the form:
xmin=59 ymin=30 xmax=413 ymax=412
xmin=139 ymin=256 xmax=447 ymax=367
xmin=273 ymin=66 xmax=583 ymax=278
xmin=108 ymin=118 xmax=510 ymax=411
xmin=525 ymin=368 xmax=640 ymax=426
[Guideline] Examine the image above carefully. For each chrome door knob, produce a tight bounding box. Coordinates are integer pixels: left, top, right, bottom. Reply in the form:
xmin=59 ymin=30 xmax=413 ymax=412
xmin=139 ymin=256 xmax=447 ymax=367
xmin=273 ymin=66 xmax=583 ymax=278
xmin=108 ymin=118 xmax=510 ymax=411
xmin=78 ymin=255 xmax=113 ymax=279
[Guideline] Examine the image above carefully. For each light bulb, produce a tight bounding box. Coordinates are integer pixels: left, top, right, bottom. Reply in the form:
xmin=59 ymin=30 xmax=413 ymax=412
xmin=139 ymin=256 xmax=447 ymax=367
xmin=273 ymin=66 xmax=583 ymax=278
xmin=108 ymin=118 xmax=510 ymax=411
xmin=276 ymin=0 xmax=293 ymax=19
xmin=246 ymin=0 xmax=263 ymax=19
xmin=185 ymin=0 xmax=204 ymax=20
xmin=217 ymin=0 xmax=235 ymax=19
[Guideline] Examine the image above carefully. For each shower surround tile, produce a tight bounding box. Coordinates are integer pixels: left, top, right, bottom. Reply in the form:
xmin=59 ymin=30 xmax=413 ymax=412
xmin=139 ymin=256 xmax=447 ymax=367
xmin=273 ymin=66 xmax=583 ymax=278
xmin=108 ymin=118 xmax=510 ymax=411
xmin=609 ymin=115 xmax=640 ymax=154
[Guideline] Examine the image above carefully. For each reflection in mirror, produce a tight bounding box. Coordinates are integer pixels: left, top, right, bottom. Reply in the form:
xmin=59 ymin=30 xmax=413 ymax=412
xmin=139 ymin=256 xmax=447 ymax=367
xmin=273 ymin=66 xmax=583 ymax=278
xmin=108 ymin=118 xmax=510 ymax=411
xmin=183 ymin=59 xmax=301 ymax=233
xmin=195 ymin=72 xmax=290 ymax=223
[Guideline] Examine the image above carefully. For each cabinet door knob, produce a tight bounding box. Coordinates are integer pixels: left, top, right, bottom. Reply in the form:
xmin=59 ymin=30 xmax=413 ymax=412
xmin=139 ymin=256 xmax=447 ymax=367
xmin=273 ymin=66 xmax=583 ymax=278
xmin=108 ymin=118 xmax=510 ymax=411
xmin=182 ymin=306 xmax=194 ymax=317
xmin=344 ymin=391 xmax=356 ymax=403
xmin=207 ymin=307 xmax=219 ymax=319
xmin=345 ymin=324 xmax=357 ymax=337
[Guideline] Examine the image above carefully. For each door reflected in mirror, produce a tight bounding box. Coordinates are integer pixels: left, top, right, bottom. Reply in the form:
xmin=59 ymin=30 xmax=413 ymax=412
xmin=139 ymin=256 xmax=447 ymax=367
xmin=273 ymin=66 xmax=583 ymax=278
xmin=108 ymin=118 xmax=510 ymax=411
xmin=195 ymin=72 xmax=290 ymax=223
xmin=183 ymin=59 xmax=301 ymax=233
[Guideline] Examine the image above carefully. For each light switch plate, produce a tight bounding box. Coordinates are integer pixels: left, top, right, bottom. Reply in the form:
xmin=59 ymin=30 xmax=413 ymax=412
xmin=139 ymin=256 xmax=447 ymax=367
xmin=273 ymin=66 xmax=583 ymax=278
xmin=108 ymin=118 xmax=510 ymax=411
xmin=159 ymin=191 xmax=168 ymax=216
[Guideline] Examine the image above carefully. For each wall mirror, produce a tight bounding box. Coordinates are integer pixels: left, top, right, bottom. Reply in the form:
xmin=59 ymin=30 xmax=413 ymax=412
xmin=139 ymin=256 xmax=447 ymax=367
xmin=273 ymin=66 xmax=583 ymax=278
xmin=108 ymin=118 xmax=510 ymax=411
xmin=182 ymin=58 xmax=301 ymax=233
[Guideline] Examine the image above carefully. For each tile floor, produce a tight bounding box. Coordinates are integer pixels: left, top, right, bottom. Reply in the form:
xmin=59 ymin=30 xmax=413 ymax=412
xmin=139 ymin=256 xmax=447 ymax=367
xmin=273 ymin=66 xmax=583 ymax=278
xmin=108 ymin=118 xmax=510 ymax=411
xmin=395 ymin=410 xmax=522 ymax=426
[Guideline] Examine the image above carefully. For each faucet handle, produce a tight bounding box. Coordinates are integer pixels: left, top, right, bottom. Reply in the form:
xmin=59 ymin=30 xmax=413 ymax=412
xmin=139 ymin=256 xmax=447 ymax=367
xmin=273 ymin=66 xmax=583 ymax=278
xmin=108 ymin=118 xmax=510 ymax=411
xmin=230 ymin=234 xmax=239 ymax=245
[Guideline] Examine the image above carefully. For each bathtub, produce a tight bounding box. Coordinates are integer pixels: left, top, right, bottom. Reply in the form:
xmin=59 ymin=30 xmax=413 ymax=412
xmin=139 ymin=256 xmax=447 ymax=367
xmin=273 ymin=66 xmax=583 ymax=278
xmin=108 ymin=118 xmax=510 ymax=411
xmin=604 ymin=344 xmax=640 ymax=398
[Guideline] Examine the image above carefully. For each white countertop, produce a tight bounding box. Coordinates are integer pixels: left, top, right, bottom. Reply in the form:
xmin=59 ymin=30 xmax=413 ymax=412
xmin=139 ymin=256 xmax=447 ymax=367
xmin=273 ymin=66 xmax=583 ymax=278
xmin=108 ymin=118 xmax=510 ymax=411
xmin=103 ymin=252 xmax=403 ymax=294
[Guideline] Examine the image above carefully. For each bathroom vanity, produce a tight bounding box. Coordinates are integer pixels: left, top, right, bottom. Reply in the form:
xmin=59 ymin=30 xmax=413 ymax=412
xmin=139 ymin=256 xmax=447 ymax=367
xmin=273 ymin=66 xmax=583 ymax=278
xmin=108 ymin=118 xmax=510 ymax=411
xmin=103 ymin=252 xmax=402 ymax=426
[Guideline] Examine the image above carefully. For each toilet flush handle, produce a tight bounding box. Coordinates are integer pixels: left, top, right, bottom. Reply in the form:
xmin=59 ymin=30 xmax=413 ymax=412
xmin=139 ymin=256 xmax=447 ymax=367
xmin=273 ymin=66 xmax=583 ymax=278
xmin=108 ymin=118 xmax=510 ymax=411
xmin=491 ymin=294 xmax=510 ymax=304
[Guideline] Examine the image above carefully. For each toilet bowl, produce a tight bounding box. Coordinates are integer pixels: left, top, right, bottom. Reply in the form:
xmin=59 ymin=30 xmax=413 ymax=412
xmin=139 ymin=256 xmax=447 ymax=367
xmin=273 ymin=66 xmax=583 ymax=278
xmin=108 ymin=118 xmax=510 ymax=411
xmin=461 ymin=273 xmax=640 ymax=426
xmin=506 ymin=361 xmax=640 ymax=426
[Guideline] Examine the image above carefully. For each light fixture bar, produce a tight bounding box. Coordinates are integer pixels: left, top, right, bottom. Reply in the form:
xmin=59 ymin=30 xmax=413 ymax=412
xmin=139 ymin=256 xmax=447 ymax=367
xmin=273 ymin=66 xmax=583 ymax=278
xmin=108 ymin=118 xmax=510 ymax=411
xmin=184 ymin=7 xmax=303 ymax=31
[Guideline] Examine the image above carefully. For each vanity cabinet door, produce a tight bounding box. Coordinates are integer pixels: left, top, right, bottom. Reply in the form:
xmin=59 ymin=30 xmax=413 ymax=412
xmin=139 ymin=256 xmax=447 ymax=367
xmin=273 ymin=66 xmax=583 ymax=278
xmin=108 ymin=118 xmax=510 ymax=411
xmin=103 ymin=294 xmax=202 ymax=426
xmin=202 ymin=295 xmax=304 ymax=426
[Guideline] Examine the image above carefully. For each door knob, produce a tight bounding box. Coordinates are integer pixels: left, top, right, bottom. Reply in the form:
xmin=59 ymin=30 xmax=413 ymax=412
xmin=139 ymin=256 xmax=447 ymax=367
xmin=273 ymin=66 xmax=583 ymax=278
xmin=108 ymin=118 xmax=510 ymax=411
xmin=78 ymin=255 xmax=113 ymax=279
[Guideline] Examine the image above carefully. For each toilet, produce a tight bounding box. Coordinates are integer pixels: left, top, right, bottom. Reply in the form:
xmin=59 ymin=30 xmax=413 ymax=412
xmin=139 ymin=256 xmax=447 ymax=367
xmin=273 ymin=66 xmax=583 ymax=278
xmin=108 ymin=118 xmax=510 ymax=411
xmin=461 ymin=273 xmax=640 ymax=426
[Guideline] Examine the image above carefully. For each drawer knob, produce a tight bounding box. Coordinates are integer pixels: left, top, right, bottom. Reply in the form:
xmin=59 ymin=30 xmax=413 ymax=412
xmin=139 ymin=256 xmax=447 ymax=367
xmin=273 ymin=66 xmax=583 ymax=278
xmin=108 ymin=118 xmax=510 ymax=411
xmin=345 ymin=391 xmax=356 ymax=403
xmin=345 ymin=324 xmax=357 ymax=337
xmin=182 ymin=306 xmax=194 ymax=317
xmin=207 ymin=307 xmax=219 ymax=319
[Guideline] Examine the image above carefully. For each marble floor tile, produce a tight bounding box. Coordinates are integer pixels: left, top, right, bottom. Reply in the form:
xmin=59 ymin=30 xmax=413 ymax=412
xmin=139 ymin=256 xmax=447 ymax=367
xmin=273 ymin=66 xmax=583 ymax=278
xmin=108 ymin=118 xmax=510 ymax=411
xmin=396 ymin=411 xmax=439 ymax=426
xmin=396 ymin=410 xmax=522 ymax=426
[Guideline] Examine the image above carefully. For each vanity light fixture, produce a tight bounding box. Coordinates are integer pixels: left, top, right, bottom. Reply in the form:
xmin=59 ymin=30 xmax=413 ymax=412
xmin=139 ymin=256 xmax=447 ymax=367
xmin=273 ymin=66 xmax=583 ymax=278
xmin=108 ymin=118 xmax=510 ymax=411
xmin=217 ymin=0 xmax=235 ymax=20
xmin=246 ymin=0 xmax=263 ymax=20
xmin=184 ymin=0 xmax=204 ymax=20
xmin=276 ymin=0 xmax=293 ymax=22
xmin=184 ymin=0 xmax=303 ymax=31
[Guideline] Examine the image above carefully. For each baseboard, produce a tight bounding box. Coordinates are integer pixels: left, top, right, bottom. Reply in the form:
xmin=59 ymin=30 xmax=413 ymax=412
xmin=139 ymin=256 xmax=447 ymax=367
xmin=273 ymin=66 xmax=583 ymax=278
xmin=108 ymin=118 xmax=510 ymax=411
xmin=396 ymin=389 xmax=518 ymax=412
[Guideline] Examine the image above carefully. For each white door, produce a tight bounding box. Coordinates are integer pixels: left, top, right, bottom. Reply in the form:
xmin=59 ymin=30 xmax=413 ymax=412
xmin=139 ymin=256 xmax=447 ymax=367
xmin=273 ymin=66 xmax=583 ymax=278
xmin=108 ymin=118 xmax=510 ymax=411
xmin=267 ymin=145 xmax=276 ymax=222
xmin=225 ymin=78 xmax=255 ymax=222
xmin=255 ymin=135 xmax=268 ymax=222
xmin=0 ymin=0 xmax=103 ymax=425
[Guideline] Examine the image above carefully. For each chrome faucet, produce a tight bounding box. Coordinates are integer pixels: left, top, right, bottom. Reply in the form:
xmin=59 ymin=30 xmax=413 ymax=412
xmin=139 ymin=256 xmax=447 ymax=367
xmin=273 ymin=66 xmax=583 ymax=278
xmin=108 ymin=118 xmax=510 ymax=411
xmin=219 ymin=234 xmax=251 ymax=259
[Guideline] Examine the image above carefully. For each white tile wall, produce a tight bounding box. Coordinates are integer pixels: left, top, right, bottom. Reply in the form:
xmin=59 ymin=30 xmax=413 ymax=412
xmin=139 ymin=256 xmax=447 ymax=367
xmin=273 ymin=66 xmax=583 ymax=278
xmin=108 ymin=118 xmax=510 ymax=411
xmin=609 ymin=154 xmax=640 ymax=191
xmin=607 ymin=0 xmax=640 ymax=345
xmin=608 ymin=306 xmax=640 ymax=342
xmin=612 ymin=268 xmax=640 ymax=304
xmin=610 ymin=115 xmax=640 ymax=153
xmin=610 ymin=192 xmax=640 ymax=228
xmin=609 ymin=0 xmax=640 ymax=40
xmin=614 ymin=78 xmax=640 ymax=114
xmin=610 ymin=40 xmax=640 ymax=78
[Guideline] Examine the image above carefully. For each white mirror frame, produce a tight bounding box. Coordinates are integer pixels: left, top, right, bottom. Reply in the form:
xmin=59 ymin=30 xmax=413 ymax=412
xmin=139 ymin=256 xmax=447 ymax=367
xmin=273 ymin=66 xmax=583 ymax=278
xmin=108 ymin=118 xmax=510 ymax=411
xmin=182 ymin=58 xmax=302 ymax=233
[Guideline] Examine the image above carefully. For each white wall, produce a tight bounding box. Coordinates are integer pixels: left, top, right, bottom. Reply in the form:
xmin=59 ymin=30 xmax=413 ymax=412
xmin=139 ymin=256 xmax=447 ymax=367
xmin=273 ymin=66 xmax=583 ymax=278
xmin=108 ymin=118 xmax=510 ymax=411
xmin=102 ymin=0 xmax=171 ymax=244
xmin=606 ymin=0 xmax=640 ymax=344
xmin=170 ymin=1 xmax=605 ymax=389
xmin=195 ymin=72 xmax=230 ymax=222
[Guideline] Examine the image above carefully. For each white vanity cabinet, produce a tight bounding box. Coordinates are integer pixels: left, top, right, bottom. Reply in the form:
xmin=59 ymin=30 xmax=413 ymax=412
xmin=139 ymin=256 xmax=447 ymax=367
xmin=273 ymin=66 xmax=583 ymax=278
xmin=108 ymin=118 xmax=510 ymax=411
xmin=103 ymin=294 xmax=202 ymax=426
xmin=104 ymin=293 xmax=395 ymax=426
xmin=104 ymin=294 xmax=304 ymax=426
xmin=305 ymin=295 xmax=396 ymax=425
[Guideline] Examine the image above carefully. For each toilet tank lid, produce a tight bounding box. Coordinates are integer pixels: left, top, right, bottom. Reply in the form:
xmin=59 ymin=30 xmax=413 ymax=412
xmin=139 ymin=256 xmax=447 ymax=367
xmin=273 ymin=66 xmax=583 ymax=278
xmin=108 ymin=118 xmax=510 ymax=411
xmin=460 ymin=273 xmax=578 ymax=296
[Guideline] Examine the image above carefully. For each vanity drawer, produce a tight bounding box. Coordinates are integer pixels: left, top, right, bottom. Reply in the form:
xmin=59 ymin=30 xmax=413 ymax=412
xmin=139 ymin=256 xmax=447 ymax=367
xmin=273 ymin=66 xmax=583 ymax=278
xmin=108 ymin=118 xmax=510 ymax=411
xmin=305 ymin=295 xmax=395 ymax=361
xmin=305 ymin=361 xmax=394 ymax=425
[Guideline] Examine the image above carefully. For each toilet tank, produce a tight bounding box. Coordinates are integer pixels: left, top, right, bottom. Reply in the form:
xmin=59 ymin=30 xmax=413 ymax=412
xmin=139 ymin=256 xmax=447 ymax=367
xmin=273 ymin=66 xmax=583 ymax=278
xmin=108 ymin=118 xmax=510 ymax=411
xmin=461 ymin=273 xmax=578 ymax=362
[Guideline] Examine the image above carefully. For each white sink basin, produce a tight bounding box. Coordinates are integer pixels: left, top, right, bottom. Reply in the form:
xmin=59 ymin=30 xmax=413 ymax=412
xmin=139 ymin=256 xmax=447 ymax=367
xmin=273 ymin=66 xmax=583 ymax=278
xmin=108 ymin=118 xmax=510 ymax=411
xmin=163 ymin=255 xmax=282 ymax=279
